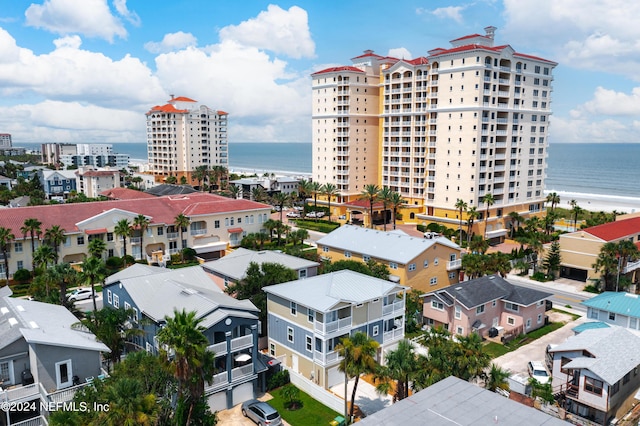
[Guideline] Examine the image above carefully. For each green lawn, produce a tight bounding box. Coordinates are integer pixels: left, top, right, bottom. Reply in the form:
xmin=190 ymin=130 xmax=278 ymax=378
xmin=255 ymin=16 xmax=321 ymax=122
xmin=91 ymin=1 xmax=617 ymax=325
xmin=483 ymin=322 xmax=565 ymax=358
xmin=268 ymin=386 xmax=341 ymax=426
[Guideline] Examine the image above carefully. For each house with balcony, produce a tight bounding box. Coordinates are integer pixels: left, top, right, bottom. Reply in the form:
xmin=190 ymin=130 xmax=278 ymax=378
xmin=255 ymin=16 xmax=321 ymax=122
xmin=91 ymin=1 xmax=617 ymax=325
xmin=549 ymin=327 xmax=640 ymax=425
xmin=38 ymin=169 xmax=77 ymax=200
xmin=316 ymin=225 xmax=463 ymax=292
xmin=201 ymin=248 xmax=320 ymax=290
xmin=422 ymin=275 xmax=551 ymax=338
xmin=0 ymin=192 xmax=272 ymax=278
xmin=264 ymin=270 xmax=408 ymax=389
xmin=102 ymin=264 xmax=267 ymax=411
xmin=75 ymin=167 xmax=122 ymax=198
xmin=0 ymin=286 xmax=109 ymax=426
xmin=582 ymin=291 xmax=640 ymax=331
xmin=556 ymin=216 xmax=640 ymax=282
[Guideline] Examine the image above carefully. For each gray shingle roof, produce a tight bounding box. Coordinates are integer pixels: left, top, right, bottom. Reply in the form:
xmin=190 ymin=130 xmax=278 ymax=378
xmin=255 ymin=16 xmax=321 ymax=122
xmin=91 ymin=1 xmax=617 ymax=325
xmin=549 ymin=327 xmax=640 ymax=384
xmin=425 ymin=275 xmax=551 ymax=310
xmin=316 ymin=225 xmax=461 ymax=264
xmin=357 ymin=376 xmax=567 ymax=425
xmin=201 ymin=248 xmax=319 ymax=280
xmin=264 ymin=270 xmax=407 ymax=312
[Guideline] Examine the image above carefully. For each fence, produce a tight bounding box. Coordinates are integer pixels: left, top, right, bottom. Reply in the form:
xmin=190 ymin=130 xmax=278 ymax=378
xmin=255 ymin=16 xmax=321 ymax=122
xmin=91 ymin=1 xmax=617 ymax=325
xmin=286 ymin=368 xmax=344 ymax=414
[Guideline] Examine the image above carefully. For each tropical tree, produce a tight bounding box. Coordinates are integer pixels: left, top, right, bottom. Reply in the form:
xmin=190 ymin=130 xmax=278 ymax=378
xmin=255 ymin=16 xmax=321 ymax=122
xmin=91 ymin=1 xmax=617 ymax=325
xmin=377 ymin=187 xmax=393 ymax=231
xmin=156 ymin=309 xmax=216 ymax=425
xmin=33 ymin=244 xmax=56 ymax=271
xmin=52 ymin=262 xmax=78 ymax=306
xmin=228 ymin=184 xmax=241 ymax=199
xmin=469 ymin=234 xmax=489 ymax=255
xmin=251 ymin=186 xmax=267 ymax=202
xmin=389 ymin=191 xmax=405 ymax=230
xmin=271 ymin=192 xmax=290 ymax=223
xmin=192 ymin=165 xmax=209 ymax=190
xmin=174 ymin=213 xmax=191 ymax=262
xmin=133 ymin=214 xmax=151 ymax=261
xmin=179 ymin=175 xmax=188 ymax=185
xmin=0 ymin=227 xmax=14 ymax=285
xmin=546 ymin=192 xmax=561 ymax=211
xmin=114 ymin=219 xmax=132 ymax=264
xmin=263 ymin=219 xmax=279 ymax=242
xmin=508 ymin=211 xmax=523 ymax=238
xmin=21 ymin=217 xmax=42 ymax=273
xmin=44 ymin=225 xmax=66 ymax=264
xmin=165 ymin=175 xmax=177 ymax=184
xmin=335 ymin=332 xmax=380 ymax=420
xmin=466 ymin=206 xmax=479 ymax=246
xmin=309 ymin=181 xmax=322 ymax=214
xmin=375 ymin=339 xmax=417 ymax=402
xmin=542 ymin=241 xmax=561 ymax=279
xmin=360 ymin=184 xmax=380 ymax=229
xmin=297 ymin=179 xmax=313 ymax=205
xmin=98 ymin=378 xmax=158 ymax=425
xmin=454 ymin=198 xmax=468 ymax=244
xmin=593 ymin=240 xmax=640 ymax=291
xmin=80 ymin=256 xmax=107 ymax=313
xmin=482 ymin=193 xmax=495 ymax=239
xmin=88 ymin=237 xmax=107 ymax=259
xmin=569 ymin=199 xmax=583 ymax=231
xmin=321 ymin=183 xmax=339 ymax=222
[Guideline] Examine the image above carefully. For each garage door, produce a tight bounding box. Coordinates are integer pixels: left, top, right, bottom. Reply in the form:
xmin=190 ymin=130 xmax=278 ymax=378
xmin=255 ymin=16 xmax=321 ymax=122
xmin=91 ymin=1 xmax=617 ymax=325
xmin=560 ymin=267 xmax=588 ymax=282
xmin=207 ymin=391 xmax=227 ymax=412
xmin=327 ymin=366 xmax=343 ymax=389
xmin=232 ymin=382 xmax=254 ymax=406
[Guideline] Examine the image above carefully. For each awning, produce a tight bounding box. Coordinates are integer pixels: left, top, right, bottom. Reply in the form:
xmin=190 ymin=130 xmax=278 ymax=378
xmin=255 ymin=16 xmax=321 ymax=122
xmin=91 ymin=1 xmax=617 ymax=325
xmin=388 ymin=275 xmax=401 ymax=283
xmin=471 ymin=320 xmax=485 ymax=329
xmin=228 ymin=227 xmax=243 ymax=233
xmin=485 ymin=229 xmax=508 ymax=238
xmin=192 ymin=241 xmax=228 ymax=254
xmin=235 ymin=353 xmax=251 ymax=362
xmin=85 ymin=228 xmax=107 ymax=235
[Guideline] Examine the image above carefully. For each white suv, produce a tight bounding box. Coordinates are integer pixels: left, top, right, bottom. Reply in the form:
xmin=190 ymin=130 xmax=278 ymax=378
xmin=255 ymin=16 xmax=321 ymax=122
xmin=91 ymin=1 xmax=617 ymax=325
xmin=527 ymin=361 xmax=550 ymax=384
xmin=68 ymin=288 xmax=93 ymax=302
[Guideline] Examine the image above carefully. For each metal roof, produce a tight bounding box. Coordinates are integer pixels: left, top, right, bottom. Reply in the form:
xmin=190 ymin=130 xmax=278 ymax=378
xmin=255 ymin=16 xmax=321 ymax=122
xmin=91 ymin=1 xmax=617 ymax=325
xmin=264 ymin=270 xmax=407 ymax=312
xmin=549 ymin=327 xmax=640 ymax=384
xmin=357 ymin=376 xmax=567 ymax=425
xmin=201 ymin=248 xmax=319 ymax=281
xmin=316 ymin=225 xmax=461 ymax=264
xmin=581 ymin=291 xmax=640 ymax=318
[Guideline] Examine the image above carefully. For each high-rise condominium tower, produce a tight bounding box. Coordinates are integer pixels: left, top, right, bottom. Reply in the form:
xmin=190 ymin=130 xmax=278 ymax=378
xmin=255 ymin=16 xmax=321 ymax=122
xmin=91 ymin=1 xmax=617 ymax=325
xmin=311 ymin=27 xmax=557 ymax=239
xmin=146 ymin=96 xmax=228 ymax=181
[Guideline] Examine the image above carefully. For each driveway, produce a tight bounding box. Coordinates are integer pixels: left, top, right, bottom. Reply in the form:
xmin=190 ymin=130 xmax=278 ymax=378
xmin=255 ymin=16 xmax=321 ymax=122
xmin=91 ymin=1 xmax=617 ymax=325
xmin=216 ymin=394 xmax=292 ymax=426
xmin=330 ymin=376 xmax=392 ymax=417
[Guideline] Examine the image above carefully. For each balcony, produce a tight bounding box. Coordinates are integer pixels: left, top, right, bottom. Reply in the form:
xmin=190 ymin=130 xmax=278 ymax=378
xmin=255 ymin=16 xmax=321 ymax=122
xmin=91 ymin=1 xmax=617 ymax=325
xmin=314 ymin=350 xmax=341 ymax=365
xmin=314 ymin=317 xmax=352 ymax=335
xmin=447 ymin=259 xmax=462 ymax=271
xmin=383 ymin=300 xmax=405 ymax=316
xmin=190 ymin=229 xmax=207 ymax=236
xmin=231 ymin=334 xmax=253 ymax=351
xmin=167 ymin=232 xmax=179 ymax=240
xmin=205 ymin=372 xmax=229 ymax=393
xmin=208 ymin=341 xmax=228 ymax=356
xmin=231 ymin=363 xmax=254 ymax=381
xmin=624 ymin=259 xmax=640 ymax=274
xmin=130 ymin=237 xmax=141 ymax=244
xmin=383 ymin=328 xmax=404 ymax=343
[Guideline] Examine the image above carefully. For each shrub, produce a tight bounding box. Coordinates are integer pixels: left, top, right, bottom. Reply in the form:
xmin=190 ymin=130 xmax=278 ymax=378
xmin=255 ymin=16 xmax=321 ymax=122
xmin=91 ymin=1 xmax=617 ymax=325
xmin=282 ymin=384 xmax=303 ymax=410
xmin=267 ymin=370 xmax=290 ymax=391
xmin=13 ymin=268 xmax=31 ymax=283
xmin=531 ymin=271 xmax=549 ymax=282
xmin=105 ymin=256 xmax=122 ymax=269
xmin=182 ymin=247 xmax=196 ymax=261
xmin=122 ymin=255 xmax=135 ymax=266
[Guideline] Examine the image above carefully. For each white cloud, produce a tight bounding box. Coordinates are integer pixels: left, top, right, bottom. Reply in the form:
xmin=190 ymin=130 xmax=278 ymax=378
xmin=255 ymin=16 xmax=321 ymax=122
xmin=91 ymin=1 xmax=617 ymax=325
xmin=144 ymin=32 xmax=198 ymax=54
xmin=113 ymin=0 xmax=140 ymax=26
xmin=25 ymin=0 xmax=127 ymax=42
xmin=388 ymin=48 xmax=412 ymax=60
xmin=218 ymin=5 xmax=315 ymax=59
xmin=430 ymin=6 xmax=466 ymax=23
xmin=577 ymin=87 xmax=640 ymax=117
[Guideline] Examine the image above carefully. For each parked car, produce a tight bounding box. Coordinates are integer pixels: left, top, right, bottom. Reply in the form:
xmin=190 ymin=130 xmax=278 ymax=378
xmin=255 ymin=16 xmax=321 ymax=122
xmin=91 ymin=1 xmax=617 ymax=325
xmin=241 ymin=399 xmax=282 ymax=426
xmin=286 ymin=211 xmax=300 ymax=218
xmin=68 ymin=288 xmax=94 ymax=302
xmin=527 ymin=360 xmax=550 ymax=384
xmin=306 ymin=211 xmax=325 ymax=218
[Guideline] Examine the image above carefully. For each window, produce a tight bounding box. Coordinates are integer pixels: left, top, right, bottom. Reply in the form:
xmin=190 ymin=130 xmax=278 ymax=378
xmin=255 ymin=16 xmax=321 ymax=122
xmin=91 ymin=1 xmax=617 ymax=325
xmin=492 ymin=300 xmax=497 ymax=307
xmin=322 ymin=246 xmax=329 ymax=253
xmin=308 ymin=309 xmax=314 ymax=323
xmin=430 ymin=277 xmax=438 ymax=286
xmin=434 ymin=258 xmax=439 ymax=266
xmin=584 ymin=377 xmax=603 ymax=395
xmin=408 ymin=263 xmax=416 ymax=271
xmin=476 ymin=305 xmax=485 ymax=315
xmin=456 ymin=326 xmax=464 ymax=335
xmin=373 ymin=325 xmax=379 ymax=336
xmin=0 ymin=361 xmax=11 ymax=383
xmin=77 ymin=236 xmax=85 ymax=245
xmin=269 ymin=343 xmax=275 ymax=356
xmin=290 ymin=302 xmax=297 ymax=316
xmin=507 ymin=316 xmax=515 ymax=325
xmin=306 ymin=336 xmax=312 ymax=352
xmin=455 ymin=306 xmax=461 ymax=319
xmin=505 ymin=302 xmax=519 ymax=312
xmin=624 ymin=372 xmax=631 ymax=384
xmin=609 ymin=312 xmax=616 ymax=321
xmin=17 ymin=261 xmax=23 ymax=270
xmin=113 ymin=294 xmax=119 ymax=308
xmin=107 ymin=232 xmax=114 ymax=242
xmin=214 ymin=220 xmax=220 ymax=229
xmin=363 ymin=255 xmax=370 ymax=262
xmin=287 ymin=327 xmax=294 ymax=343
xmin=132 ymin=307 xmax=138 ymax=323
xmin=107 ymin=290 xmax=112 ymax=304
xmin=537 ymin=313 xmax=543 ymax=324
xmin=449 ymin=272 xmax=456 ymax=279
xmin=431 ymin=300 xmax=444 ymax=310
xmin=389 ymin=262 xmax=398 ymax=270
xmin=423 ymin=259 xmax=429 ymax=268
xmin=344 ymin=251 xmax=351 ymax=258
xmin=526 ymin=318 xmax=531 ymax=329
xmin=14 ymin=242 xmax=22 ymax=253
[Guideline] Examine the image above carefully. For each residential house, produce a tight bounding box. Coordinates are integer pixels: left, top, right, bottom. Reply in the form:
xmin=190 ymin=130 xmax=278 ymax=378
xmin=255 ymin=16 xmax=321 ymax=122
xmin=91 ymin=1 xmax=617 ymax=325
xmin=582 ymin=291 xmax=640 ymax=331
xmin=264 ymin=270 xmax=408 ymax=389
xmin=37 ymin=169 xmax=77 ymax=200
xmin=75 ymin=167 xmax=122 ymax=198
xmin=557 ymin=216 xmax=640 ymax=282
xmin=102 ymin=264 xmax=265 ymax=411
xmin=201 ymin=247 xmax=320 ymax=290
xmin=422 ymin=275 xmax=551 ymax=338
xmin=549 ymin=327 xmax=640 ymax=425
xmin=357 ymin=375 xmax=567 ymax=426
xmin=229 ymin=176 xmax=300 ymax=201
xmin=0 ymin=174 xmax=12 ymax=190
xmin=0 ymin=286 xmax=109 ymax=426
xmin=316 ymin=225 xmax=463 ymax=292
xmin=0 ymin=192 xmax=272 ymax=278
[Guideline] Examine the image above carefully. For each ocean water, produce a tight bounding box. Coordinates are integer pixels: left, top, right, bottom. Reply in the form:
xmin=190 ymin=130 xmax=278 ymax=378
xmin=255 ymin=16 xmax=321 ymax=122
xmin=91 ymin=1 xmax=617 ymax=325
xmin=15 ymin=142 xmax=640 ymax=199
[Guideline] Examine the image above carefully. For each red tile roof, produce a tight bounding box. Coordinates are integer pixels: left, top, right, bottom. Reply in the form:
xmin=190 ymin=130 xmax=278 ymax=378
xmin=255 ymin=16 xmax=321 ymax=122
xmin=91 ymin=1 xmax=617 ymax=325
xmin=228 ymin=227 xmax=243 ymax=233
xmin=100 ymin=187 xmax=156 ymax=200
xmin=451 ymin=33 xmax=487 ymax=42
xmin=146 ymin=104 xmax=189 ymax=115
xmin=343 ymin=199 xmax=385 ymax=210
xmin=312 ymin=66 xmax=365 ymax=76
xmin=584 ymin=217 xmax=640 ymax=242
xmin=0 ymin=193 xmax=270 ymax=238
xmin=406 ymin=57 xmax=429 ymax=65
xmin=513 ymin=52 xmax=558 ymax=65
xmin=351 ymin=51 xmax=384 ymax=60
xmin=170 ymin=96 xmax=197 ymax=102
xmin=217 ymin=110 xmax=228 ymax=116
xmin=428 ymin=43 xmax=556 ymax=65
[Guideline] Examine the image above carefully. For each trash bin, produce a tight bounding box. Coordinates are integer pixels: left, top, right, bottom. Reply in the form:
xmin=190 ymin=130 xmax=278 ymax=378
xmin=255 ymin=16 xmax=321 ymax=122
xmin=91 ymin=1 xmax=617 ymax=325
xmin=332 ymin=415 xmax=346 ymax=426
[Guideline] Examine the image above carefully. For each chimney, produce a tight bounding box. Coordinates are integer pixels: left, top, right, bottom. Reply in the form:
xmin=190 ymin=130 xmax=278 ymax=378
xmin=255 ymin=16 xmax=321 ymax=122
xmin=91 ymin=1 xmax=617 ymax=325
xmin=484 ymin=26 xmax=496 ymax=40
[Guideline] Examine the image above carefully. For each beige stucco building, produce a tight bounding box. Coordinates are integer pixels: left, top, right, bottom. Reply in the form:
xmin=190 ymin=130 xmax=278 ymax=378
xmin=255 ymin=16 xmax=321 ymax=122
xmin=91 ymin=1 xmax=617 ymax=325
xmin=146 ymin=96 xmax=228 ymax=182
xmin=311 ymin=27 xmax=557 ymax=241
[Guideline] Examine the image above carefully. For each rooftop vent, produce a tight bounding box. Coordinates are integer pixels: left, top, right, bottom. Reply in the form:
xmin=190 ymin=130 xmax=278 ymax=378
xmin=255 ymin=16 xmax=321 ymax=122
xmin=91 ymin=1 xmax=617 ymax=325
xmin=181 ymin=288 xmax=198 ymax=295
xmin=0 ymin=307 xmax=8 ymax=315
xmin=8 ymin=317 xmax=18 ymax=327
xmin=29 ymin=321 xmax=39 ymax=329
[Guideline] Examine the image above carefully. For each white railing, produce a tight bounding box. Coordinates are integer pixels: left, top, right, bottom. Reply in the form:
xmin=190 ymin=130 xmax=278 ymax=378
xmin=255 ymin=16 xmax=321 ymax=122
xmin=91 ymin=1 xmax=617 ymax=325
xmin=1 ymin=383 xmax=40 ymax=402
xmin=383 ymin=300 xmax=404 ymax=316
xmin=447 ymin=259 xmax=462 ymax=270
xmin=205 ymin=372 xmax=229 ymax=394
xmin=231 ymin=363 xmax=253 ymax=381
xmin=383 ymin=328 xmax=404 ymax=342
xmin=207 ymin=341 xmax=227 ymax=356
xmin=166 ymin=232 xmax=179 ymax=240
xmin=190 ymin=229 xmax=207 ymax=236
xmin=130 ymin=237 xmax=141 ymax=244
xmin=47 ymin=382 xmax=88 ymax=404
xmin=623 ymin=259 xmax=640 ymax=274
xmin=230 ymin=335 xmax=253 ymax=351
xmin=314 ymin=350 xmax=341 ymax=365
xmin=314 ymin=317 xmax=352 ymax=334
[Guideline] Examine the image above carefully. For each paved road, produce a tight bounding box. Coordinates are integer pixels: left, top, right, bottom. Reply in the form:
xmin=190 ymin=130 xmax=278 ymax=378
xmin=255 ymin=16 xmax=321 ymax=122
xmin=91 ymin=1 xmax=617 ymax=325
xmin=506 ymin=274 xmax=592 ymax=314
xmin=74 ymin=293 xmax=103 ymax=312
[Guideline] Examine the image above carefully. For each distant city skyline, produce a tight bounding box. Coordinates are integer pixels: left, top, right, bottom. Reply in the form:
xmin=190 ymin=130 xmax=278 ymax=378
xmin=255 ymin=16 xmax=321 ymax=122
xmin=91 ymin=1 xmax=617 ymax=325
xmin=1 ymin=1 xmax=639 ymax=144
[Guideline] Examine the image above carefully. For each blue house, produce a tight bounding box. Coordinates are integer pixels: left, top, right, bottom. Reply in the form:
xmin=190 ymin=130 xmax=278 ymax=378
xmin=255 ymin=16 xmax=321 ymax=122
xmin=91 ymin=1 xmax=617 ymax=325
xmin=102 ymin=264 xmax=267 ymax=410
xmin=38 ymin=169 xmax=77 ymax=200
xmin=582 ymin=291 xmax=640 ymax=331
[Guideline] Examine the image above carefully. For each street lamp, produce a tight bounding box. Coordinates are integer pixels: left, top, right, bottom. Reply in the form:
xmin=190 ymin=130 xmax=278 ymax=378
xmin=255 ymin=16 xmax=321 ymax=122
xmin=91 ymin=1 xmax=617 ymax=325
xmin=616 ymin=254 xmax=622 ymax=293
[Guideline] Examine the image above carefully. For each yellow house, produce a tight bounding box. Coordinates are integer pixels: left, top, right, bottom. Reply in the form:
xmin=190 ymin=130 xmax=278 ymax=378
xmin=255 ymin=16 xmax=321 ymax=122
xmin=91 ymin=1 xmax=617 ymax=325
xmin=316 ymin=225 xmax=463 ymax=293
xmin=557 ymin=217 xmax=640 ymax=282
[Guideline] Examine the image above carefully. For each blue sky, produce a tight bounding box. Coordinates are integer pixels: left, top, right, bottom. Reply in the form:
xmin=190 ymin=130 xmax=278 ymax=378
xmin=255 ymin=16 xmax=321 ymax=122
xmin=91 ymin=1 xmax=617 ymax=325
xmin=1 ymin=0 xmax=639 ymax=144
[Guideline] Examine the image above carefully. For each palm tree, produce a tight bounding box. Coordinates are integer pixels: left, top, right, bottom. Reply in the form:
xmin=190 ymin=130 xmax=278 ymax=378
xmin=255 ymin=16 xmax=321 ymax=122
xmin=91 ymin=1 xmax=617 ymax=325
xmin=192 ymin=165 xmax=208 ymax=191
xmin=97 ymin=378 xmax=158 ymax=425
xmin=546 ymin=192 xmax=560 ymax=211
xmin=0 ymin=227 xmax=14 ymax=285
xmin=33 ymin=244 xmax=56 ymax=271
xmin=264 ymin=219 xmax=278 ymax=242
xmin=21 ymin=217 xmax=42 ymax=273
xmin=308 ymin=181 xmax=322 ymax=215
xmin=569 ymin=199 xmax=583 ymax=231
xmin=482 ymin=193 xmax=495 ymax=239
xmin=114 ymin=219 xmax=132 ymax=265
xmin=80 ymin=256 xmax=107 ymax=313
xmin=133 ymin=214 xmax=151 ymax=261
xmin=375 ymin=339 xmax=417 ymax=402
xmin=454 ymin=198 xmax=468 ymax=244
xmin=321 ymin=183 xmax=339 ymax=222
xmin=88 ymin=237 xmax=107 ymax=259
xmin=271 ymin=192 xmax=290 ymax=223
xmin=466 ymin=206 xmax=479 ymax=246
xmin=298 ymin=179 xmax=313 ymax=206
xmin=377 ymin=187 xmax=393 ymax=231
xmin=335 ymin=332 xmax=380 ymax=421
xmin=228 ymin=184 xmax=241 ymax=199
xmin=157 ymin=309 xmax=215 ymax=426
xmin=360 ymin=184 xmax=380 ymax=229
xmin=52 ymin=262 xmax=78 ymax=306
xmin=251 ymin=186 xmax=267 ymax=202
xmin=507 ymin=211 xmax=523 ymax=238
xmin=174 ymin=213 xmax=191 ymax=262
xmin=44 ymin=225 xmax=66 ymax=264
xmin=389 ymin=191 xmax=406 ymax=230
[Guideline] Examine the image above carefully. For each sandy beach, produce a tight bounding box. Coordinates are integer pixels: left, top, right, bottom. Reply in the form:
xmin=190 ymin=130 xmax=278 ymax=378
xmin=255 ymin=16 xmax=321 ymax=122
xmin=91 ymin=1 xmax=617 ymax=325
xmin=545 ymin=190 xmax=640 ymax=214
